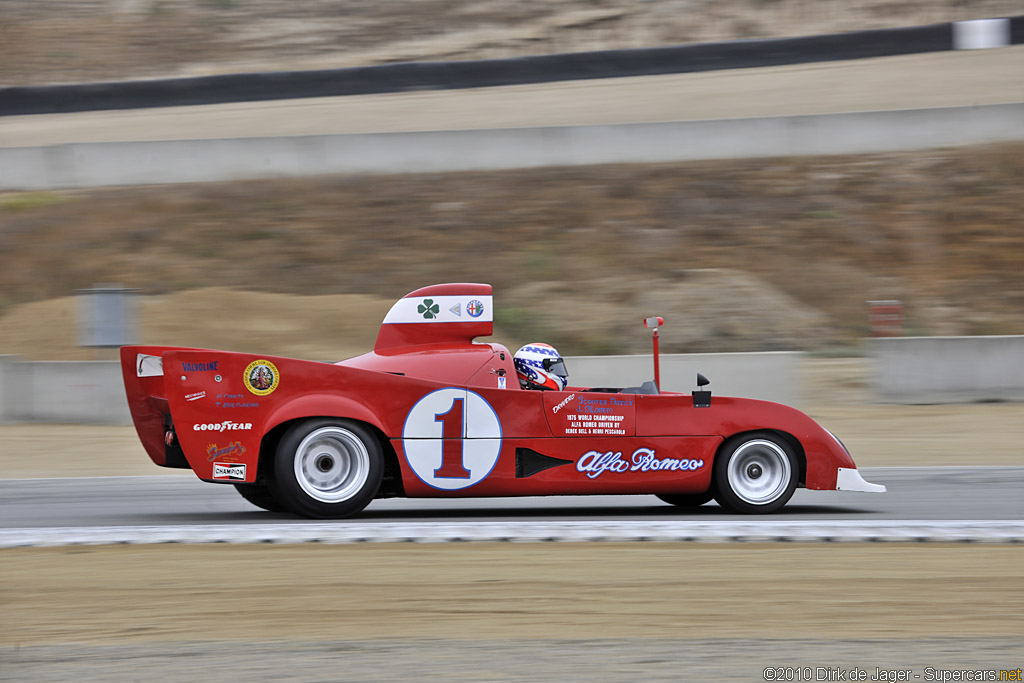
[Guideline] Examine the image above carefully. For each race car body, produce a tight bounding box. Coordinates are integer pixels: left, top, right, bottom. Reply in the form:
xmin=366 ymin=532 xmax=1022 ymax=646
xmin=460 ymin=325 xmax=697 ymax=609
xmin=121 ymin=283 xmax=884 ymax=518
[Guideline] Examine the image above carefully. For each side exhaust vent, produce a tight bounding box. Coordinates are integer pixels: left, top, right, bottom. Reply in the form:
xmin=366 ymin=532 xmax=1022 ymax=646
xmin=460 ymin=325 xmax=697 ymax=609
xmin=515 ymin=448 xmax=573 ymax=478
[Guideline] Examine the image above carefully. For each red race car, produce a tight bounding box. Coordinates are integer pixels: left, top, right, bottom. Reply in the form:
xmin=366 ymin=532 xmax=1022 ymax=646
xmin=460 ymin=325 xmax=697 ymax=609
xmin=121 ymin=282 xmax=884 ymax=518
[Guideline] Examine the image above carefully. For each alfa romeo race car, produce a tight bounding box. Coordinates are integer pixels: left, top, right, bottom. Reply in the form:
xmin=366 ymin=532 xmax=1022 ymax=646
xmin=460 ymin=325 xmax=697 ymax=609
xmin=121 ymin=283 xmax=884 ymax=519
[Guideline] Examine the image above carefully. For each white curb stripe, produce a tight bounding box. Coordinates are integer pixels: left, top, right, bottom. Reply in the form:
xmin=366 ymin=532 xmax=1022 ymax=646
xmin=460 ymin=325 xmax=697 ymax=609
xmin=2 ymin=520 xmax=1023 ymax=548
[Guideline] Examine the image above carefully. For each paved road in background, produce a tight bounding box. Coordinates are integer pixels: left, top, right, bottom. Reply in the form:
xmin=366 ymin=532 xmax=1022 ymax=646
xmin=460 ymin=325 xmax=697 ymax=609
xmin=2 ymin=47 xmax=1022 ymax=147
xmin=2 ymin=467 xmax=1021 ymax=529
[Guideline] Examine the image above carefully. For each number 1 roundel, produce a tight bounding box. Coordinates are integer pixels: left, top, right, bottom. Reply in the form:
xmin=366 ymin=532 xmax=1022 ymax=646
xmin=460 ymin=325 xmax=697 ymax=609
xmin=402 ymin=388 xmax=502 ymax=490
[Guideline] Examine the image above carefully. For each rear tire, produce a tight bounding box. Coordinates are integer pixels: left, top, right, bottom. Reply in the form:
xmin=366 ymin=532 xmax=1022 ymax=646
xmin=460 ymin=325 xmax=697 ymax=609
xmin=713 ymin=432 xmax=797 ymax=514
xmin=656 ymin=491 xmax=714 ymax=508
xmin=233 ymin=483 xmax=287 ymax=513
xmin=270 ymin=418 xmax=383 ymax=519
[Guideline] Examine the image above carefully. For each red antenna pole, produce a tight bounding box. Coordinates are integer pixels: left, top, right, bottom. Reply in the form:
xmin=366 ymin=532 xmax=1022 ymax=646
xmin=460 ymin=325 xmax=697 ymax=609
xmin=643 ymin=316 xmax=664 ymax=390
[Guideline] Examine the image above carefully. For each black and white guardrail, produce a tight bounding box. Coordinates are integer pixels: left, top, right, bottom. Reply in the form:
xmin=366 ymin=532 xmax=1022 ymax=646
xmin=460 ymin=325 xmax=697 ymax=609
xmin=2 ymin=521 xmax=1022 ymax=547
xmin=1 ymin=16 xmax=1020 ymax=116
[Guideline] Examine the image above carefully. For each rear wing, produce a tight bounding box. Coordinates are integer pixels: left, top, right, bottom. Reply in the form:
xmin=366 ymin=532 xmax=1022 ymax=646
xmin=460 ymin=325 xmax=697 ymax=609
xmin=374 ymin=283 xmax=493 ymax=351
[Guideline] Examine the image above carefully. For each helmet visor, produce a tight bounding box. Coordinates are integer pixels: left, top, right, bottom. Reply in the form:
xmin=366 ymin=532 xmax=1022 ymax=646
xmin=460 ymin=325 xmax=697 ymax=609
xmin=542 ymin=357 xmax=568 ymax=380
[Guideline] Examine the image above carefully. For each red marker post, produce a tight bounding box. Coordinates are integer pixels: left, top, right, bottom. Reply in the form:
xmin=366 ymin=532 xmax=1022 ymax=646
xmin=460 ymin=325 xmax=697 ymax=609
xmin=643 ymin=316 xmax=664 ymax=390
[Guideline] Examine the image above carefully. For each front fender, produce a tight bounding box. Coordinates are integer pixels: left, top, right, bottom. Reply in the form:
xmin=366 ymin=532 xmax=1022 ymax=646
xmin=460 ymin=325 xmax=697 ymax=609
xmin=639 ymin=395 xmax=859 ymax=490
xmin=799 ymin=425 xmax=858 ymax=490
xmin=720 ymin=400 xmax=858 ymax=490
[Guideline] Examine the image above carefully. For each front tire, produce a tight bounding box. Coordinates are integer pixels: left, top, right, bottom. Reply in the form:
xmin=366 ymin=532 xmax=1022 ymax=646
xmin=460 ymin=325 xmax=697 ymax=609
xmin=713 ymin=432 xmax=797 ymax=514
xmin=271 ymin=419 xmax=384 ymax=519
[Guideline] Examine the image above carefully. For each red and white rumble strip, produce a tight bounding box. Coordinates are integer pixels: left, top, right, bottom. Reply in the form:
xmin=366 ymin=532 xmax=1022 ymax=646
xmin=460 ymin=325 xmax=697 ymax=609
xmin=1 ymin=520 xmax=1022 ymax=548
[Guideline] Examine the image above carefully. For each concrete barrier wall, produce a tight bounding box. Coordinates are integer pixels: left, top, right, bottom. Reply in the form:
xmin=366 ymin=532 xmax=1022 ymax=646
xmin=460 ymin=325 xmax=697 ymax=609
xmin=568 ymin=352 xmax=802 ymax=406
xmin=4 ymin=339 xmax=1020 ymax=422
xmin=0 ymin=352 xmax=800 ymax=425
xmin=870 ymin=335 xmax=1024 ymax=403
xmin=2 ymin=103 xmax=1021 ymax=191
xmin=0 ymin=356 xmax=14 ymax=423
xmin=0 ymin=357 xmax=132 ymax=425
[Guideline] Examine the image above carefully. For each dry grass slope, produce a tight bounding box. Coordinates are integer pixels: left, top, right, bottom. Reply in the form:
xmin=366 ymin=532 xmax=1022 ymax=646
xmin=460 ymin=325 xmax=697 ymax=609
xmin=2 ymin=144 xmax=1023 ymax=358
xmin=2 ymin=0 xmax=1022 ymax=84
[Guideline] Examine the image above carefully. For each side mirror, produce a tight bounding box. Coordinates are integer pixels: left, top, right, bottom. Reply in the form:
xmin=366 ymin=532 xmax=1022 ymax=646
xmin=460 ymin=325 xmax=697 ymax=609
xmin=693 ymin=373 xmax=711 ymax=408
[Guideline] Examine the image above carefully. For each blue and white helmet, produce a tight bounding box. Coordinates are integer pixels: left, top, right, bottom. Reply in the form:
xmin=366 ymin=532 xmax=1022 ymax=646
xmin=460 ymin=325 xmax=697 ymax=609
xmin=514 ymin=343 xmax=568 ymax=391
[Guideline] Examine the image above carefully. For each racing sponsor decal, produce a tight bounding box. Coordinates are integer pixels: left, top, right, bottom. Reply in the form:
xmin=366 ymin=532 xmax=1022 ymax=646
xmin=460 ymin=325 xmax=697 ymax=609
xmin=552 ymin=395 xmax=630 ymax=438
xmin=185 ymin=391 xmax=206 ymax=402
xmin=565 ymin=416 xmax=627 ymax=436
xmin=418 ymin=298 xmax=441 ymax=319
xmin=215 ymin=393 xmax=259 ymax=409
xmin=193 ymin=421 xmax=252 ymax=432
xmin=244 ymin=359 xmax=279 ymax=396
xmin=402 ymin=388 xmax=502 ymax=491
xmin=552 ymin=393 xmax=576 ymax=414
xmin=212 ymin=462 xmax=246 ymax=480
xmin=497 ymin=375 xmax=506 ymax=390
xmin=576 ymin=395 xmax=632 ymax=415
xmin=382 ymin=295 xmax=494 ymax=324
xmin=577 ymin=447 xmax=704 ymax=479
xmin=182 ymin=360 xmax=220 ymax=372
xmin=206 ymin=441 xmax=246 ymax=462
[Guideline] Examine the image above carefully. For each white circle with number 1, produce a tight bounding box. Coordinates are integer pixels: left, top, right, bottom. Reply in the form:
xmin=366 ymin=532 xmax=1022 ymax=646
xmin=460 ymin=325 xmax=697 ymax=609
xmin=402 ymin=388 xmax=502 ymax=490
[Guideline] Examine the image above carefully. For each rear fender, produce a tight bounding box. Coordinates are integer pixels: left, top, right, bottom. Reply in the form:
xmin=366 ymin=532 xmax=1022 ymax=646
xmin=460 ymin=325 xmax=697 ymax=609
xmin=120 ymin=345 xmax=205 ymax=468
xmin=258 ymin=407 xmax=404 ymax=497
xmin=255 ymin=395 xmax=393 ymax=492
xmin=160 ymin=347 xmax=427 ymax=483
xmin=264 ymin=395 xmax=387 ymax=435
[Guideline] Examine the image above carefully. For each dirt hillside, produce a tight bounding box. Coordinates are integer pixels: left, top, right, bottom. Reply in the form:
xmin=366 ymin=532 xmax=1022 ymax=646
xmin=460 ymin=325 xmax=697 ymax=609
xmin=2 ymin=143 xmax=1023 ymax=359
xmin=2 ymin=0 xmax=1022 ymax=85
xmin=2 ymin=2 xmax=1023 ymax=358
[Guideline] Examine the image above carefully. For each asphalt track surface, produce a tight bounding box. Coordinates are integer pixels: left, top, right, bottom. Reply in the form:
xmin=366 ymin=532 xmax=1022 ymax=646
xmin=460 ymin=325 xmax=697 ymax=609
xmin=2 ymin=467 xmax=1021 ymax=529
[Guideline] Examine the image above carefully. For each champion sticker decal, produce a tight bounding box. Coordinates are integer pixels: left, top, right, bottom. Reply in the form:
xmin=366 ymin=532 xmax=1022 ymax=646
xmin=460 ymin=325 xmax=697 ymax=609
xmin=212 ymin=462 xmax=246 ymax=480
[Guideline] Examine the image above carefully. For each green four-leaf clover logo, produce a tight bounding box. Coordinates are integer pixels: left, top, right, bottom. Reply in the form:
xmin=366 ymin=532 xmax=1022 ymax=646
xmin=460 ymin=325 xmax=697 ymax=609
xmin=417 ymin=298 xmax=440 ymax=319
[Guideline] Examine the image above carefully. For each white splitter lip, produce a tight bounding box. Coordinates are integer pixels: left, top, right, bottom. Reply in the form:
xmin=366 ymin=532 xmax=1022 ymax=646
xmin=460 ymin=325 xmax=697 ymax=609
xmin=836 ymin=467 xmax=886 ymax=493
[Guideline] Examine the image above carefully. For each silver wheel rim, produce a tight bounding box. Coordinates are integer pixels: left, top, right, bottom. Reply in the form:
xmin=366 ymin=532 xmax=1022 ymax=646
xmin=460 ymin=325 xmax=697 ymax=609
xmin=726 ymin=439 xmax=791 ymax=505
xmin=294 ymin=427 xmax=371 ymax=503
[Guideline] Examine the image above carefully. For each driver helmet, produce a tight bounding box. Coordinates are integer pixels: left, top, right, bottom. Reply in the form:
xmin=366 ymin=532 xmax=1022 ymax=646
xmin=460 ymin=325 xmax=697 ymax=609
xmin=514 ymin=343 xmax=568 ymax=391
